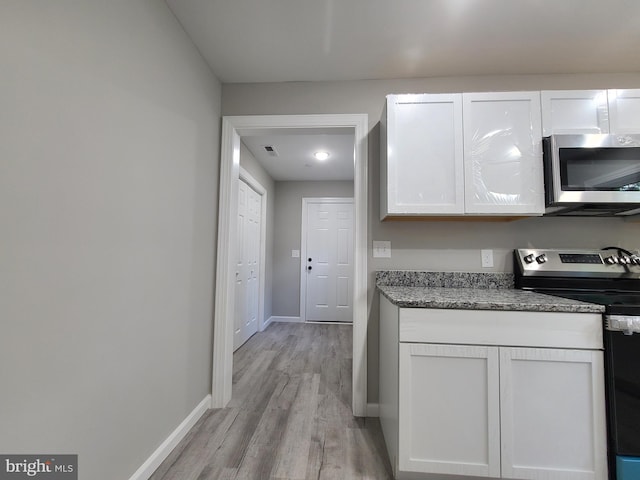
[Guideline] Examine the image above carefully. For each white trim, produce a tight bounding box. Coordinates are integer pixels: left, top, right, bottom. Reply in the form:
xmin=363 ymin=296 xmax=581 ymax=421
xmin=269 ymin=315 xmax=303 ymax=323
xmin=299 ymin=197 xmax=354 ymax=324
xmin=262 ymin=316 xmax=274 ymax=329
xmin=366 ymin=403 xmax=380 ymax=417
xmin=213 ymin=114 xmax=368 ymax=418
xmin=128 ymin=395 xmax=211 ymax=480
xmin=212 ymin=122 xmax=240 ymax=408
xmin=305 ymin=320 xmax=353 ymax=325
xmin=239 ymin=166 xmax=268 ymax=333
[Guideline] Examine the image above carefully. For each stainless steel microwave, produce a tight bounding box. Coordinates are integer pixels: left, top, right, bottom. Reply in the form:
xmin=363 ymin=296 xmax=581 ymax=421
xmin=543 ymin=134 xmax=640 ymax=216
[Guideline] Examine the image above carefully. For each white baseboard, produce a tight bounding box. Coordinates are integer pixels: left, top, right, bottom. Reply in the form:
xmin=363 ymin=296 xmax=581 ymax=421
xmin=128 ymin=394 xmax=211 ymax=480
xmin=270 ymin=315 xmax=302 ymax=323
xmin=260 ymin=315 xmax=273 ymax=331
xmin=366 ymin=403 xmax=380 ymax=417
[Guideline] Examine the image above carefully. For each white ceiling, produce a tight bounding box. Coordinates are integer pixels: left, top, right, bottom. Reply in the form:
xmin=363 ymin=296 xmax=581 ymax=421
xmin=166 ymin=0 xmax=640 ymax=84
xmin=242 ymin=130 xmax=355 ymax=181
xmin=165 ymin=0 xmax=640 ymax=181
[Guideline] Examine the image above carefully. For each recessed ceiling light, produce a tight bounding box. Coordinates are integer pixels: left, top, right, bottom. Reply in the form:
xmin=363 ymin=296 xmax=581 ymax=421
xmin=314 ymin=151 xmax=330 ymax=161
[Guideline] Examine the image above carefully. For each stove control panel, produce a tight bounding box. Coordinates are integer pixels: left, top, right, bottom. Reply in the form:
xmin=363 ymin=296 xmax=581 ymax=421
xmin=515 ymin=248 xmax=640 ymax=277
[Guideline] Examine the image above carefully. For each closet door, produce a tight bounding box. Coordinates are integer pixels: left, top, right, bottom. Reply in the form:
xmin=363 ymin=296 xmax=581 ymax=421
xmin=233 ymin=178 xmax=261 ymax=350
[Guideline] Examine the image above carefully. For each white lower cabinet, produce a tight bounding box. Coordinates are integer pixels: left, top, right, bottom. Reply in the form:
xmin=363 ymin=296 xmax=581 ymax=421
xmin=398 ymin=343 xmax=501 ymax=477
xmin=398 ymin=344 xmax=607 ymax=480
xmin=499 ymin=347 xmax=607 ymax=480
xmin=379 ymin=296 xmax=608 ymax=480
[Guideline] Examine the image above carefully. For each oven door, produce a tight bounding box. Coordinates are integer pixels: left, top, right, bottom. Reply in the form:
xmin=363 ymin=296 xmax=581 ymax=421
xmin=604 ymin=321 xmax=640 ymax=479
xmin=544 ymin=134 xmax=640 ymax=206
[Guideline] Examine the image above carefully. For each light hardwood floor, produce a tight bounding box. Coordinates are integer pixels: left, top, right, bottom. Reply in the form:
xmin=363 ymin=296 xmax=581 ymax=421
xmin=150 ymin=322 xmax=393 ymax=480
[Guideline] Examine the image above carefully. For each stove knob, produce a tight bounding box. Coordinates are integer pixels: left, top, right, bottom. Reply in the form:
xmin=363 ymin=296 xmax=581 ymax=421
xmin=605 ymin=256 xmax=618 ymax=265
xmin=524 ymin=254 xmax=535 ymax=264
xmin=536 ymin=254 xmax=547 ymax=264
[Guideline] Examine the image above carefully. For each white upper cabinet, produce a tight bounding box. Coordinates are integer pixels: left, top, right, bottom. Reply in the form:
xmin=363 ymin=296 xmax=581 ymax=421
xmin=381 ymin=94 xmax=464 ymax=217
xmin=381 ymin=91 xmax=544 ymax=218
xmin=382 ymin=88 xmax=640 ymax=219
xmin=541 ymin=90 xmax=609 ymax=135
xmin=608 ymin=89 xmax=640 ymax=134
xmin=463 ymin=91 xmax=544 ymax=215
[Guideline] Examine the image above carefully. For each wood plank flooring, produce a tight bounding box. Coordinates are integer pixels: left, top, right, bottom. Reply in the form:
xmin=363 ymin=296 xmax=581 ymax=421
xmin=150 ymin=322 xmax=393 ymax=480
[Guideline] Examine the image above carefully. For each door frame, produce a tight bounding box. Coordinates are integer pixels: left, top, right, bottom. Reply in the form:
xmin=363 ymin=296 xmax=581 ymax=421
xmin=238 ymin=166 xmax=268 ymax=335
xmin=212 ymin=114 xmax=368 ymax=417
xmin=300 ymin=197 xmax=354 ymax=323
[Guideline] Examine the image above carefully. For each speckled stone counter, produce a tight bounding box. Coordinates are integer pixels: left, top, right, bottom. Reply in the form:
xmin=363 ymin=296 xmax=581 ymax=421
xmin=378 ymin=285 xmax=604 ymax=313
xmin=376 ymin=270 xmax=514 ymax=289
xmin=376 ymin=271 xmax=605 ymax=313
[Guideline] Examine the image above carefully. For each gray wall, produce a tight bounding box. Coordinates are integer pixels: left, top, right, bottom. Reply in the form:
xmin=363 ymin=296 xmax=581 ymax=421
xmin=240 ymin=142 xmax=276 ymax=322
xmin=273 ymin=181 xmax=354 ymax=317
xmin=222 ymin=74 xmax=640 ymax=402
xmin=0 ymin=2 xmax=221 ymax=479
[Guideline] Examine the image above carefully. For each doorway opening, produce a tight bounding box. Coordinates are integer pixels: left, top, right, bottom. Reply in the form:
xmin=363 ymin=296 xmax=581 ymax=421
xmin=212 ymin=114 xmax=368 ymax=416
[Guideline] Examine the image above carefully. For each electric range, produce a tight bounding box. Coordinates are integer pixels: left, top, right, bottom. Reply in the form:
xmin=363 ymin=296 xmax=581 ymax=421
xmin=515 ymin=247 xmax=640 ymax=480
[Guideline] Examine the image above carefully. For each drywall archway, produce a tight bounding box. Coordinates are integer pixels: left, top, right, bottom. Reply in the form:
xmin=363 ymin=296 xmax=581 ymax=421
xmin=212 ymin=114 xmax=369 ymax=416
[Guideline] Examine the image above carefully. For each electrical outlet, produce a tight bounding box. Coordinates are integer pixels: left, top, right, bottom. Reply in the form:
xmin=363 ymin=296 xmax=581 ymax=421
xmin=291 ymin=250 xmax=300 ymax=258
xmin=481 ymin=249 xmax=494 ymax=268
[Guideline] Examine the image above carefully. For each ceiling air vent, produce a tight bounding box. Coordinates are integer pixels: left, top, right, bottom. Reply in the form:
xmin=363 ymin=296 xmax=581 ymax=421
xmin=262 ymin=145 xmax=279 ymax=157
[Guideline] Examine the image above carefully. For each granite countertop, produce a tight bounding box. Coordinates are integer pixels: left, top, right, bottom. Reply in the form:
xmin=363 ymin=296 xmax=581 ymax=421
xmin=376 ymin=271 xmax=605 ymax=314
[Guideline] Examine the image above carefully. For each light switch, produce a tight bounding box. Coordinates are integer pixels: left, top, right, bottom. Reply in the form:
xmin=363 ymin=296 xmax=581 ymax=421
xmin=292 ymin=250 xmax=300 ymax=258
xmin=373 ymin=241 xmax=392 ymax=258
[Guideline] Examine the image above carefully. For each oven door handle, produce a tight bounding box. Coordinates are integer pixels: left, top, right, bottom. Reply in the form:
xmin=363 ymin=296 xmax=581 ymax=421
xmin=606 ymin=315 xmax=640 ymax=335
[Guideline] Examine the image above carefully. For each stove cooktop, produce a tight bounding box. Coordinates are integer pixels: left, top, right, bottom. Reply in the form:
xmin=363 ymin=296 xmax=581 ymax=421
xmin=514 ymin=248 xmax=640 ymax=315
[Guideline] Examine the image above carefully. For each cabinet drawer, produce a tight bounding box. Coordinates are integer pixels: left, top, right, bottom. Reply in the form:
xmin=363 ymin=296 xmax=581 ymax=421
xmin=399 ymin=308 xmax=603 ymax=349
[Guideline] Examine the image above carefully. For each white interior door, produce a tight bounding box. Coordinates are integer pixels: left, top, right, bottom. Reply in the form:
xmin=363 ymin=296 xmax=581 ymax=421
xmin=234 ymin=179 xmax=261 ymax=350
xmin=303 ymin=199 xmax=354 ymax=322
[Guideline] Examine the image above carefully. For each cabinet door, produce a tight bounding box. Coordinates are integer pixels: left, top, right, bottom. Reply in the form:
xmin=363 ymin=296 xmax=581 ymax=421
xmin=398 ymin=343 xmax=501 ymax=477
xmin=500 ymin=347 xmax=608 ymax=480
xmin=463 ymin=92 xmax=544 ymax=215
xmin=385 ymin=94 xmax=464 ymax=215
xmin=609 ymin=89 xmax=640 ymax=134
xmin=541 ymin=90 xmax=609 ymax=135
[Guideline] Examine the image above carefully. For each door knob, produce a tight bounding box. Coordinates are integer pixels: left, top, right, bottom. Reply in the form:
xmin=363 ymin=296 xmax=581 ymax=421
xmin=308 ymin=258 xmax=312 ymax=262
xmin=307 ymin=266 xmax=312 ymax=271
